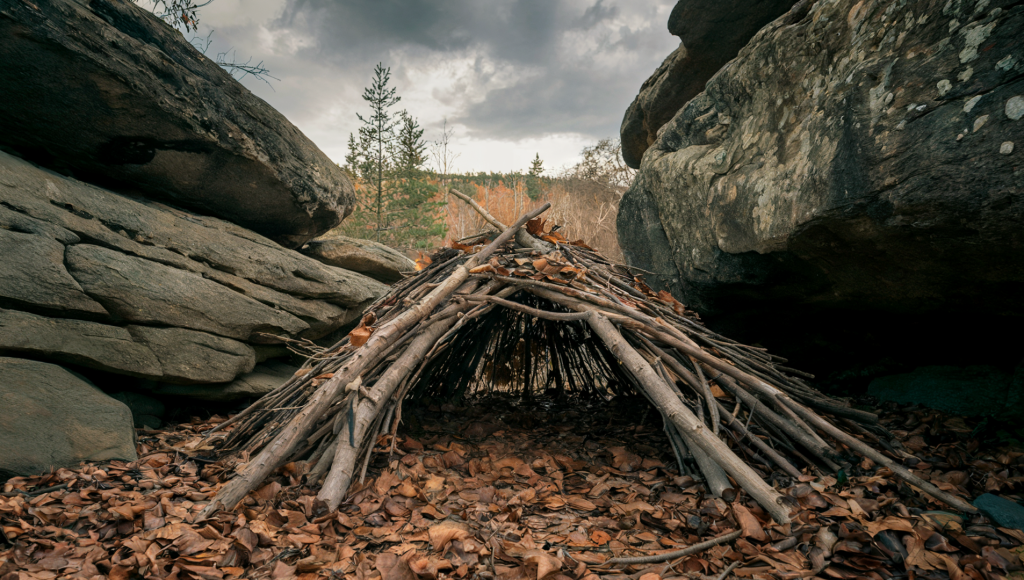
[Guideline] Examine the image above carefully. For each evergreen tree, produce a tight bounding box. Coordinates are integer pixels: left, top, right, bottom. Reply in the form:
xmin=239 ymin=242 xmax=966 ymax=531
xmin=526 ymin=153 xmax=545 ymax=200
xmin=354 ymin=63 xmax=401 ymax=242
xmin=342 ymin=71 xmax=446 ymax=248
xmin=528 ymin=153 xmax=544 ymax=177
xmin=396 ymin=111 xmax=427 ymax=171
xmin=390 ymin=111 xmax=446 ymax=248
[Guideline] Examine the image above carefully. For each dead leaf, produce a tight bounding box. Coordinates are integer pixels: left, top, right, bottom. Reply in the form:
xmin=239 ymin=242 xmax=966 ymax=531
xmin=524 ymin=549 xmax=562 ymax=579
xmin=428 ymin=521 xmax=469 ymax=552
xmin=376 ymin=552 xmax=417 ymax=580
xmin=732 ymin=503 xmax=766 ymax=541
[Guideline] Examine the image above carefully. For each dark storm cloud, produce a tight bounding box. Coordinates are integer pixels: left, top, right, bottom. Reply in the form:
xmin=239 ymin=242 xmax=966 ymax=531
xmin=269 ymin=0 xmax=677 ymax=140
xmin=275 ymin=0 xmax=576 ymax=63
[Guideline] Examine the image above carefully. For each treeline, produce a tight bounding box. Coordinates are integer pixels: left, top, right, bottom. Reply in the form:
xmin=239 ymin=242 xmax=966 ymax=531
xmin=336 ymin=64 xmax=635 ymax=261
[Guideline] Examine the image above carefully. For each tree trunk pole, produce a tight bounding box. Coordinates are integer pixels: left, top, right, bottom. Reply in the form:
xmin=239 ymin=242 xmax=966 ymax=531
xmin=317 ymin=317 xmax=457 ymax=509
xmin=197 ymin=369 xmax=356 ymax=519
xmin=449 ymin=188 xmax=552 ymax=252
xmin=780 ymin=398 xmax=978 ymax=513
xmin=585 ymin=313 xmax=791 ymax=524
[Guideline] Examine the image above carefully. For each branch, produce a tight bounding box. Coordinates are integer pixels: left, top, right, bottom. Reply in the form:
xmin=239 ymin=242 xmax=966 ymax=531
xmin=448 ymin=188 xmax=551 ymax=252
xmin=602 ymin=530 xmax=742 ymax=566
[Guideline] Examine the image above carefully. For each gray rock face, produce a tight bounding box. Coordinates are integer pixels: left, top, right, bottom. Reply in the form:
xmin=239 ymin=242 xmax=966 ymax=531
xmin=303 ymin=235 xmax=415 ymax=284
xmin=66 ymin=244 xmax=308 ymax=342
xmin=0 ymin=0 xmax=355 ymax=247
xmin=618 ymin=0 xmax=1024 ymax=329
xmin=620 ymin=0 xmax=798 ymax=168
xmin=0 ymin=150 xmax=385 ymax=390
xmin=126 ymin=326 xmax=255 ymax=384
xmin=0 ymin=308 xmax=161 ymax=377
xmin=0 ymin=358 xmax=137 ymax=477
xmin=0 ymin=228 xmax=106 ymax=316
xmin=0 ymin=309 xmax=255 ymax=384
xmin=150 ymin=360 xmax=299 ymax=402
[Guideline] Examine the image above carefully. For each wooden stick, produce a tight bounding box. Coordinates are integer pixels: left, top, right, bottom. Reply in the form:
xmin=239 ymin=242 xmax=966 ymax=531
xmin=679 ymin=426 xmax=731 ymax=497
xmin=779 ymin=397 xmax=978 ymax=513
xmin=715 ymin=400 xmax=803 ymax=479
xmin=714 ymin=560 xmax=742 ymax=580
xmin=197 ymin=365 xmax=360 ymax=519
xmin=450 ymin=189 xmax=552 ymax=252
xmin=637 ymin=334 xmax=720 ymax=435
xmin=709 ymin=370 xmax=840 ymax=468
xmin=585 ymin=313 xmax=791 ymax=524
xmin=645 ymin=346 xmax=730 ymax=495
xmin=603 ymin=530 xmax=742 ymax=566
xmin=317 ymin=316 xmax=458 ymax=509
xmin=463 ymin=293 xmax=640 ymax=328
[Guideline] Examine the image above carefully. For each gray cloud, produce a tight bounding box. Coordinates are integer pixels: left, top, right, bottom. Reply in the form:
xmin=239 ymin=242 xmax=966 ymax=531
xmin=261 ymin=0 xmax=678 ymax=140
xmin=274 ymin=0 xmax=577 ymax=64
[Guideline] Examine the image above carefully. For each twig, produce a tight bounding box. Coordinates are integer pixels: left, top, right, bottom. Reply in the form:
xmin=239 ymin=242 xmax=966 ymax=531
xmin=1 ymin=483 xmax=68 ymax=497
xmin=715 ymin=560 xmax=742 ymax=580
xmin=602 ymin=530 xmax=742 ymax=566
xmin=450 ymin=188 xmax=552 ymax=251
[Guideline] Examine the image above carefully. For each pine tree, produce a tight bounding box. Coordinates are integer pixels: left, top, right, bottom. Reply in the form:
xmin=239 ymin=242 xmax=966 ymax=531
xmin=396 ymin=111 xmax=427 ymax=171
xmin=340 ymin=65 xmax=446 ymax=249
xmin=526 ymin=153 xmax=545 ymax=200
xmin=529 ymin=153 xmax=544 ymax=177
xmin=355 ymin=63 xmax=401 ymax=242
xmin=389 ymin=111 xmax=446 ymax=247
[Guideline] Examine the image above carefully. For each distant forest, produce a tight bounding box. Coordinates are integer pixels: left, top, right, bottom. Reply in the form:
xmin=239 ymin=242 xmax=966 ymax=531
xmin=338 ymin=66 xmax=635 ymax=261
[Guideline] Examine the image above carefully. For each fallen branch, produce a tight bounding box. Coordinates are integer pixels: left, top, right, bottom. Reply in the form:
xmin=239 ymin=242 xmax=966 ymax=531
xmin=603 ymin=530 xmax=742 ymax=566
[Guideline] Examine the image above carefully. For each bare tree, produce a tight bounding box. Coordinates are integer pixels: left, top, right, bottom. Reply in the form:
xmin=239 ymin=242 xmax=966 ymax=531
xmin=568 ymin=138 xmax=636 ymax=189
xmin=136 ymin=0 xmax=276 ymax=85
xmin=429 ymin=119 xmax=460 ymax=238
xmin=138 ymin=0 xmax=211 ymax=33
xmin=541 ymin=137 xmax=637 ymax=263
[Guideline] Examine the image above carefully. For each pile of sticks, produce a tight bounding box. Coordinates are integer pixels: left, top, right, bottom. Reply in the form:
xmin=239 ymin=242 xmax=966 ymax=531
xmin=197 ymin=198 xmax=976 ymax=523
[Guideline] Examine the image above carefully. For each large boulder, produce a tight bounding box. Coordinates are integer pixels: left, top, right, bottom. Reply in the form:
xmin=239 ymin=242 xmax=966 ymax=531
xmin=150 ymin=360 xmax=300 ymax=402
xmin=620 ymin=0 xmax=798 ymax=168
xmin=0 ymin=0 xmax=354 ymax=247
xmin=618 ymin=0 xmax=1023 ymax=370
xmin=0 ymin=150 xmax=386 ymax=388
xmin=65 ymin=244 xmax=309 ymax=342
xmin=0 ymin=358 xmax=137 ymax=477
xmin=302 ymin=235 xmax=416 ymax=284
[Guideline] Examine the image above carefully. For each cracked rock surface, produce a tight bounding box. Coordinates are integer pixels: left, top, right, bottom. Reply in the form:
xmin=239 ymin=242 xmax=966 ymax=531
xmin=618 ymin=0 xmax=1024 ymax=331
xmin=0 ymin=151 xmax=386 ymax=391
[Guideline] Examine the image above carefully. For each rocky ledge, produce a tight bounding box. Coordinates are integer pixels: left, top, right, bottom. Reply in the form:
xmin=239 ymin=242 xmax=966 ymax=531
xmin=0 ymin=150 xmax=387 ymax=457
xmin=0 ymin=0 xmax=356 ymax=247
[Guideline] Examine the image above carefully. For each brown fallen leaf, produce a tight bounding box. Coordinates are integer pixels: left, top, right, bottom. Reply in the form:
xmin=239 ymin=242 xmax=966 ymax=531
xmin=428 ymin=520 xmax=470 ymax=552
xmin=376 ymin=552 xmax=417 ymax=580
xmin=524 ymin=549 xmax=563 ymax=579
xmin=864 ymin=515 xmax=915 ymax=536
xmin=732 ymin=503 xmax=766 ymax=542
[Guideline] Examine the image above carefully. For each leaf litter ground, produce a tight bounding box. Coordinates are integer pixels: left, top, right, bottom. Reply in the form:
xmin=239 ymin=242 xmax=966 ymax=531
xmin=2 ymin=396 xmax=1022 ymax=580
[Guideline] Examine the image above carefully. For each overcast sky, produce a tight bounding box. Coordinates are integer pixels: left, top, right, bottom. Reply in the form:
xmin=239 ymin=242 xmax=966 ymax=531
xmin=178 ymin=0 xmax=678 ymax=174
